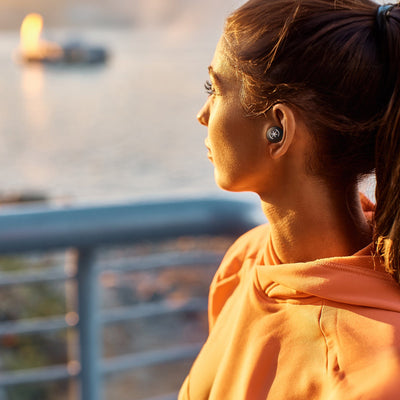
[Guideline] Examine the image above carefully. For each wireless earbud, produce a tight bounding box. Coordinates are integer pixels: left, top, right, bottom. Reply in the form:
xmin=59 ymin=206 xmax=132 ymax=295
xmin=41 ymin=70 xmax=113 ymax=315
xmin=266 ymin=126 xmax=283 ymax=143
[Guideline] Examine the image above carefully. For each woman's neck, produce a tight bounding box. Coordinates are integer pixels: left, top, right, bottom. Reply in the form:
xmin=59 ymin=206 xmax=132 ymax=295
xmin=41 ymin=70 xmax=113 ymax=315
xmin=260 ymin=182 xmax=372 ymax=264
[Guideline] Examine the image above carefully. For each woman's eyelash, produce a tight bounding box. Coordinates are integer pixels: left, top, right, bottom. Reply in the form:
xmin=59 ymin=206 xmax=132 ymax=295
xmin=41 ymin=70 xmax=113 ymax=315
xmin=204 ymin=80 xmax=215 ymax=95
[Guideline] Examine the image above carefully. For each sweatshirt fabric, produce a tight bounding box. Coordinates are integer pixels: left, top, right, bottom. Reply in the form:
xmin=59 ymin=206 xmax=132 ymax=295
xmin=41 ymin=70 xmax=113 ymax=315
xmin=179 ymin=202 xmax=400 ymax=399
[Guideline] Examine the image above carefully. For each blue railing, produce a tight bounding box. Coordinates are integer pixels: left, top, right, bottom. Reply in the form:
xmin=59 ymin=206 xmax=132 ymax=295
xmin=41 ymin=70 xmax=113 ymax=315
xmin=0 ymin=197 xmax=262 ymax=400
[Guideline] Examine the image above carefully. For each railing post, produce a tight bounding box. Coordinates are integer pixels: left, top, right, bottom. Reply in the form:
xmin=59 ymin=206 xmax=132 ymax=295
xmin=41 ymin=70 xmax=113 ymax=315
xmin=76 ymin=248 xmax=101 ymax=400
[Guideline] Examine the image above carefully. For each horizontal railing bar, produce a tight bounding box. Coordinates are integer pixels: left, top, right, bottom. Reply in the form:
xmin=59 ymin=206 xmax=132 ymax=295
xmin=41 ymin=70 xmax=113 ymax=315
xmin=0 ymin=269 xmax=69 ymax=287
xmin=99 ymin=251 xmax=224 ymax=272
xmin=0 ymin=298 xmax=207 ymax=336
xmin=0 ymin=197 xmax=261 ymax=254
xmin=0 ymin=364 xmax=74 ymax=387
xmin=102 ymin=343 xmax=202 ymax=375
xmin=0 ymin=315 xmax=70 ymax=336
xmin=0 ymin=250 xmax=223 ymax=287
xmin=101 ymin=297 xmax=208 ymax=324
xmin=0 ymin=343 xmax=202 ymax=388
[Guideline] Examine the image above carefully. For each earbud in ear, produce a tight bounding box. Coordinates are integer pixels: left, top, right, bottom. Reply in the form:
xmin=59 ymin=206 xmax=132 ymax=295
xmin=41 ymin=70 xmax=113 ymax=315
xmin=266 ymin=126 xmax=283 ymax=143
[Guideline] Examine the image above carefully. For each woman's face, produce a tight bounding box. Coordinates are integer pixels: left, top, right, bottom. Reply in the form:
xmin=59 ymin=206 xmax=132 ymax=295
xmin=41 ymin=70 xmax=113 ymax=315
xmin=197 ymin=37 xmax=270 ymax=193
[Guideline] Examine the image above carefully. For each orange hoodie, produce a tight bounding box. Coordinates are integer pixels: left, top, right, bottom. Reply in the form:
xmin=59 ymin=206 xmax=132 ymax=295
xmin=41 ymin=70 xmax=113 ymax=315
xmin=179 ymin=220 xmax=400 ymax=399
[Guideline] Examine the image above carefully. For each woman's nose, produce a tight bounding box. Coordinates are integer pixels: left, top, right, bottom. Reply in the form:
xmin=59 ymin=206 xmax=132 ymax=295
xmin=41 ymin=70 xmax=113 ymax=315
xmin=197 ymin=100 xmax=210 ymax=126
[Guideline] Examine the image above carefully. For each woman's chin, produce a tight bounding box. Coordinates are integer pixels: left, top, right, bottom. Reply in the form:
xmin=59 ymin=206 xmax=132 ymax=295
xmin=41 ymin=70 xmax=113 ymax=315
xmin=214 ymin=172 xmax=245 ymax=193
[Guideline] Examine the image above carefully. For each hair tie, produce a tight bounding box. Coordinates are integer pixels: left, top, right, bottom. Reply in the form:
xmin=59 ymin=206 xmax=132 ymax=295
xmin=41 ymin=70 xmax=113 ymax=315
xmin=376 ymin=4 xmax=396 ymax=31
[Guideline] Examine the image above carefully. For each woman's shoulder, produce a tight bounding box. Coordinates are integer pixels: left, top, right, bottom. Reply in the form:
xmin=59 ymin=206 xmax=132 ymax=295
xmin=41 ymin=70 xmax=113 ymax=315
xmin=215 ymin=223 xmax=270 ymax=282
xmin=230 ymin=223 xmax=270 ymax=256
xmin=208 ymin=224 xmax=269 ymax=329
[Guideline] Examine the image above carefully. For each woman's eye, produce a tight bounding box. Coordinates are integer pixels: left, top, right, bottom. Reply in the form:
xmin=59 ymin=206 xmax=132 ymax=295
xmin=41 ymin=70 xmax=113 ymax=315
xmin=204 ymin=80 xmax=215 ymax=96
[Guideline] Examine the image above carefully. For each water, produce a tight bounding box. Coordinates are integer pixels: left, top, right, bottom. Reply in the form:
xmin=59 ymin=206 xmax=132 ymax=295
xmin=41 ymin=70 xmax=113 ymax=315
xmin=0 ymin=20 xmax=235 ymax=204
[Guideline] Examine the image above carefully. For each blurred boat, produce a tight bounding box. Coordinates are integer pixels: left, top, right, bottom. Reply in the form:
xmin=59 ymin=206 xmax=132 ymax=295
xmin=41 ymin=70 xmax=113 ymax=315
xmin=17 ymin=13 xmax=108 ymax=65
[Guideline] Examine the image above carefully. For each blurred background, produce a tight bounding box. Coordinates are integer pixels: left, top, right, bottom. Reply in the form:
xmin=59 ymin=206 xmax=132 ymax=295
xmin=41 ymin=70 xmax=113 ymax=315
xmin=0 ymin=0 xmax=245 ymax=205
xmin=0 ymin=2 xmax=250 ymax=400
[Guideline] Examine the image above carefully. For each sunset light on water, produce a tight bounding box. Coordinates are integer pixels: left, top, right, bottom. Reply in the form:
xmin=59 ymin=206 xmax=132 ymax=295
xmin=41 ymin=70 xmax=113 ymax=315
xmin=20 ymin=13 xmax=43 ymax=57
xmin=19 ymin=13 xmax=62 ymax=62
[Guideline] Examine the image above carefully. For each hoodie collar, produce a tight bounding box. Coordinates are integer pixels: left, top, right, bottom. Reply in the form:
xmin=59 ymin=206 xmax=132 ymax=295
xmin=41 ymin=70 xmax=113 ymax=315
xmin=256 ymin=242 xmax=400 ymax=312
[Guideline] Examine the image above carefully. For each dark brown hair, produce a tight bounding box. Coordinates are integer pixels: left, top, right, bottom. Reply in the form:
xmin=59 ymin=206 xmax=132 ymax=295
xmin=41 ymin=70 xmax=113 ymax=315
xmin=223 ymin=0 xmax=400 ymax=281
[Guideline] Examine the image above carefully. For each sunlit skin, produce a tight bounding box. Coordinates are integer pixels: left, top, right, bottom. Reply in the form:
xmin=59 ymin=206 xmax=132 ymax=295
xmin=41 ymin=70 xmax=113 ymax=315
xmin=197 ymin=37 xmax=372 ymax=264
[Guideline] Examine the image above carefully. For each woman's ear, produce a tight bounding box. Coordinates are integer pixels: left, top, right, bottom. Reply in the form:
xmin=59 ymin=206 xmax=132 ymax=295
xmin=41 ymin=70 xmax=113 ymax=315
xmin=267 ymin=103 xmax=297 ymax=160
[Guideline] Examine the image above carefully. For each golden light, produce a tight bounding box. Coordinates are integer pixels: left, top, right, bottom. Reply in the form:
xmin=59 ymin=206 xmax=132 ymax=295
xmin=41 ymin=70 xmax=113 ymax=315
xmin=18 ymin=13 xmax=63 ymax=62
xmin=20 ymin=13 xmax=43 ymax=58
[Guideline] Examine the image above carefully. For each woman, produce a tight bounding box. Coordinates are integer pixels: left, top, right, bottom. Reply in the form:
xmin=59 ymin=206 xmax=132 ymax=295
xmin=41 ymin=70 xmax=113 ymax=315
xmin=179 ymin=0 xmax=400 ymax=399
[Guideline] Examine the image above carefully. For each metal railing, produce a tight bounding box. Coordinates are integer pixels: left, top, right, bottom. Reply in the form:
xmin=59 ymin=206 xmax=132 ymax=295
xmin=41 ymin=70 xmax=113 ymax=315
xmin=0 ymin=197 xmax=262 ymax=400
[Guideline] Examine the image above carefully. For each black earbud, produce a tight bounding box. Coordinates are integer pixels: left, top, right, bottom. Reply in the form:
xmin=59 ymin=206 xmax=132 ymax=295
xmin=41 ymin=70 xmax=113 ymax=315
xmin=266 ymin=126 xmax=283 ymax=143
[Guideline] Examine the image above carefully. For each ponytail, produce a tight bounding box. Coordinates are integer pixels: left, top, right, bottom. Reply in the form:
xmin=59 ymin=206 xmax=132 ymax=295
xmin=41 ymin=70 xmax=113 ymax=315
xmin=374 ymin=5 xmax=400 ymax=282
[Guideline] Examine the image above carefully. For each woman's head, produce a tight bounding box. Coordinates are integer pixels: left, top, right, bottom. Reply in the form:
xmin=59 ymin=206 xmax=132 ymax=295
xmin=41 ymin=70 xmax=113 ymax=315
xmin=198 ymin=36 xmax=306 ymax=196
xmin=222 ymin=0 xmax=396 ymax=186
xmin=197 ymin=37 xmax=289 ymax=193
xmin=199 ymin=0 xmax=400 ymax=280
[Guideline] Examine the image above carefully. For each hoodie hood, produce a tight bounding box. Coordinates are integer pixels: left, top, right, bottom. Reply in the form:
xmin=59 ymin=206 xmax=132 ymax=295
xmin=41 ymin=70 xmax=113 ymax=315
xmin=256 ymin=241 xmax=400 ymax=313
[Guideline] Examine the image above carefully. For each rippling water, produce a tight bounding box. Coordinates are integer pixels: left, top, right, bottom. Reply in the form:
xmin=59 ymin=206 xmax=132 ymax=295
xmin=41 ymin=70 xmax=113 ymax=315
xmin=0 ymin=23 xmax=231 ymax=204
